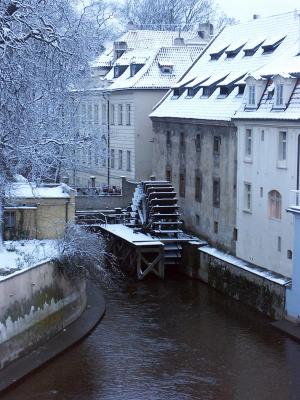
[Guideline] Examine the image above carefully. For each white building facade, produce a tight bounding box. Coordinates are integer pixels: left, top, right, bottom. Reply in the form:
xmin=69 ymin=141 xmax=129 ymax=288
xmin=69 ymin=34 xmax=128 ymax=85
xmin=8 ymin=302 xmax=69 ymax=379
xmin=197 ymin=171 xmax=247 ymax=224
xmin=69 ymin=28 xmax=209 ymax=188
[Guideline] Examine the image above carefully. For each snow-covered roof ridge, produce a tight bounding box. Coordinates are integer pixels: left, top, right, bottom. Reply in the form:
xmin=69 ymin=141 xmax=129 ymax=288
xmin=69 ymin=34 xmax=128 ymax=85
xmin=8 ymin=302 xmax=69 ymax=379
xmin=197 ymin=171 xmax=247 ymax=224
xmin=6 ymin=180 xmax=73 ymax=199
xmin=150 ymin=11 xmax=300 ymax=122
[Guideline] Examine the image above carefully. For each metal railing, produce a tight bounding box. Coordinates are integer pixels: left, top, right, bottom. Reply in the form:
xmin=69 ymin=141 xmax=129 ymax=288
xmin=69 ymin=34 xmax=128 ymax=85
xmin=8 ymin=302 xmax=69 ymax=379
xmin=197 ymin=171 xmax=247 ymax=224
xmin=76 ymin=185 xmax=121 ymax=196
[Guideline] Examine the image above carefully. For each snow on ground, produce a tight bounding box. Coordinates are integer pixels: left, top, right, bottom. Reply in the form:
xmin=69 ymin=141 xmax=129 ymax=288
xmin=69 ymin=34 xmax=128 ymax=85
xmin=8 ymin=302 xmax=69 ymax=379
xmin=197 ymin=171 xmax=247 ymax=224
xmin=0 ymin=240 xmax=59 ymax=278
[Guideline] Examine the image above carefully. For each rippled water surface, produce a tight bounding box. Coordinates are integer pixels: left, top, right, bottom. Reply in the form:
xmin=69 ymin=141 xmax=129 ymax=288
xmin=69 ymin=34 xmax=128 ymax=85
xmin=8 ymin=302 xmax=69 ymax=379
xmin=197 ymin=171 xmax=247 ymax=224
xmin=3 ymin=272 xmax=300 ymax=400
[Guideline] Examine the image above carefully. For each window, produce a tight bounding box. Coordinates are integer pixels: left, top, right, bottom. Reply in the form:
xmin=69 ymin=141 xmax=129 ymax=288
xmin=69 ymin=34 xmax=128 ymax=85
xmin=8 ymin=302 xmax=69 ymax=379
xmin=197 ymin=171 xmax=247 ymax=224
xmin=244 ymin=183 xmax=252 ymax=212
xmin=114 ymin=65 xmax=126 ymax=78
xmin=196 ymin=214 xmax=200 ymax=225
xmin=102 ymin=152 xmax=106 ymax=167
xmin=102 ymin=103 xmax=107 ymax=125
xmin=118 ymin=104 xmax=123 ymax=125
xmin=130 ymin=64 xmax=143 ymax=76
xmin=213 ymin=177 xmax=220 ymax=208
xmin=268 ymin=190 xmax=281 ymax=220
xmin=127 ymin=150 xmax=131 ymax=171
xmin=196 ymin=134 xmax=201 ymax=152
xmin=126 ymin=104 xmax=131 ymax=125
xmin=166 ymin=131 xmax=171 ymax=147
xmin=166 ymin=166 xmax=172 ymax=182
xmin=260 ymin=187 xmax=263 ymax=198
xmin=276 ymin=84 xmax=284 ymax=106
xmin=195 ymin=171 xmax=202 ymax=202
xmin=180 ymin=132 xmax=185 ymax=148
xmin=179 ymin=170 xmax=185 ymax=198
xmin=214 ymin=221 xmax=218 ymax=234
xmin=118 ymin=150 xmax=123 ymax=169
xmin=94 ymin=104 xmax=99 ymax=124
xmin=111 ymin=104 xmax=115 ymax=125
xmin=278 ymin=131 xmax=287 ymax=161
xmin=161 ymin=66 xmax=173 ymax=74
xmin=111 ymin=149 xmax=115 ymax=169
xmin=261 ymin=130 xmax=264 ymax=141
xmin=81 ymin=103 xmax=86 ymax=125
xmin=213 ymin=136 xmax=221 ymax=155
xmin=287 ymin=250 xmax=293 ymax=259
xmin=245 ymin=129 xmax=252 ymax=158
xmin=238 ymin=85 xmax=245 ymax=95
xmin=4 ymin=211 xmax=16 ymax=229
xmin=248 ymin=85 xmax=256 ymax=106
xmin=202 ymin=87 xmax=214 ymax=97
xmin=233 ymin=228 xmax=238 ymax=241
xmin=277 ymin=236 xmax=282 ymax=252
xmin=88 ymin=104 xmax=93 ymax=125
xmin=94 ymin=149 xmax=99 ymax=166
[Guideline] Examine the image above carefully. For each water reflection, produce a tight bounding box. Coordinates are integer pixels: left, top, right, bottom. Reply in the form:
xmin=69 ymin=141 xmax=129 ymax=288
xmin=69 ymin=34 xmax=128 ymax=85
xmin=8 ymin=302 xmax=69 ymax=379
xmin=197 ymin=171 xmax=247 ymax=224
xmin=3 ymin=272 xmax=300 ymax=400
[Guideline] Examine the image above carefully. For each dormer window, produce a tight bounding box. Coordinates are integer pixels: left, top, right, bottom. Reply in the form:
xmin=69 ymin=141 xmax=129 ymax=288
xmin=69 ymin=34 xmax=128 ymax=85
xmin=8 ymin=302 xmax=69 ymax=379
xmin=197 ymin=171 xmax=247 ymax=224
xmin=267 ymin=82 xmax=274 ymax=100
xmin=262 ymin=36 xmax=285 ymax=54
xmin=275 ymin=84 xmax=284 ymax=106
xmin=159 ymin=61 xmax=174 ymax=74
xmin=237 ymin=84 xmax=245 ymax=96
xmin=130 ymin=63 xmax=143 ymax=77
xmin=114 ymin=65 xmax=127 ymax=78
xmin=218 ymin=86 xmax=230 ymax=97
xmin=173 ymin=87 xmax=185 ymax=98
xmin=210 ymin=45 xmax=229 ymax=60
xmin=162 ymin=66 xmax=173 ymax=74
xmin=187 ymin=87 xmax=199 ymax=98
xmin=202 ymin=87 xmax=215 ymax=97
xmin=225 ymin=43 xmax=246 ymax=59
xmin=243 ymin=40 xmax=265 ymax=56
xmin=248 ymin=85 xmax=256 ymax=106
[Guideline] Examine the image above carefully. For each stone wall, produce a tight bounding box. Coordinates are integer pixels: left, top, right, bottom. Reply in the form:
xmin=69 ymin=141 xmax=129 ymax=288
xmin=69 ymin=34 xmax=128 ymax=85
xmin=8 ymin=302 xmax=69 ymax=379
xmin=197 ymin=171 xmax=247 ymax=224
xmin=152 ymin=117 xmax=237 ymax=253
xmin=76 ymin=176 xmax=137 ymax=211
xmin=181 ymin=243 xmax=287 ymax=319
xmin=0 ymin=261 xmax=86 ymax=370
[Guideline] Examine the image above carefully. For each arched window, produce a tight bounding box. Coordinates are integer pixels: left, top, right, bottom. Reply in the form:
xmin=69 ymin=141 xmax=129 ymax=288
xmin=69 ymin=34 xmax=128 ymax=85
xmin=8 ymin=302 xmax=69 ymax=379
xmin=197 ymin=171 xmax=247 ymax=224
xmin=268 ymin=190 xmax=282 ymax=220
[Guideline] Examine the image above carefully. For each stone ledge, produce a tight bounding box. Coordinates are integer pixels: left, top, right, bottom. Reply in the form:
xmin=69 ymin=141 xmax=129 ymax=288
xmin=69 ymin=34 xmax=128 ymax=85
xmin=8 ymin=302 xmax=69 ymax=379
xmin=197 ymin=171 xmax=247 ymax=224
xmin=0 ymin=283 xmax=105 ymax=394
xmin=272 ymin=319 xmax=300 ymax=342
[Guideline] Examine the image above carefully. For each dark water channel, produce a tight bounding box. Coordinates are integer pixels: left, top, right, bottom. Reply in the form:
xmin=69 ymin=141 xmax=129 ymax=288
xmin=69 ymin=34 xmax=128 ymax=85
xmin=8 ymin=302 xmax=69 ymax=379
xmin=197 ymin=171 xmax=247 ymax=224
xmin=3 ymin=272 xmax=300 ymax=400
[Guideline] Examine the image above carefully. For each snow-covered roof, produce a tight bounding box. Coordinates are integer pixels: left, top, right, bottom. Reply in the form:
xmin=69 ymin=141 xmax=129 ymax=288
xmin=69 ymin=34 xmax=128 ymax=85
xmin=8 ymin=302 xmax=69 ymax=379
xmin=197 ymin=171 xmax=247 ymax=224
xmin=150 ymin=11 xmax=300 ymax=122
xmin=108 ymin=45 xmax=205 ymax=90
xmin=91 ymin=29 xmax=205 ymax=69
xmin=6 ymin=181 xmax=72 ymax=199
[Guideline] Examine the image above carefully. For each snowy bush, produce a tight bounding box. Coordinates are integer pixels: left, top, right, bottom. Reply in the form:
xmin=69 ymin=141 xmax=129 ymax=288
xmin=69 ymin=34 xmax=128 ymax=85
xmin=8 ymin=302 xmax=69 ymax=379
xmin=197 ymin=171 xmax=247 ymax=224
xmin=54 ymin=223 xmax=112 ymax=280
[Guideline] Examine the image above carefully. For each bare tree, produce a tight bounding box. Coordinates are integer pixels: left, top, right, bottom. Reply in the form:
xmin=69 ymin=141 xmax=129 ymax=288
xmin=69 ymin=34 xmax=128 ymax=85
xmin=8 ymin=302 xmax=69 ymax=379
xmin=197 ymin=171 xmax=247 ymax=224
xmin=118 ymin=0 xmax=216 ymax=30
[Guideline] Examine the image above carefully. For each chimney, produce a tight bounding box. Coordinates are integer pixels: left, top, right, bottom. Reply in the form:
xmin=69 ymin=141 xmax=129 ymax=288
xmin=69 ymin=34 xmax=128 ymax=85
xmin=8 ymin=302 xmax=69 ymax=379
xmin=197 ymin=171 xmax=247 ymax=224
xmin=174 ymin=37 xmax=185 ymax=46
xmin=253 ymin=14 xmax=260 ymax=19
xmin=197 ymin=23 xmax=214 ymax=41
xmin=127 ymin=21 xmax=135 ymax=31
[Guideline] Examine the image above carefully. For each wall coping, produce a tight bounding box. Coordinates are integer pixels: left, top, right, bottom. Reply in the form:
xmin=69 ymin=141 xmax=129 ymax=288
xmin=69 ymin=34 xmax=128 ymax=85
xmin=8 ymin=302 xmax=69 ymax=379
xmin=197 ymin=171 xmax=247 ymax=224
xmin=200 ymin=245 xmax=291 ymax=287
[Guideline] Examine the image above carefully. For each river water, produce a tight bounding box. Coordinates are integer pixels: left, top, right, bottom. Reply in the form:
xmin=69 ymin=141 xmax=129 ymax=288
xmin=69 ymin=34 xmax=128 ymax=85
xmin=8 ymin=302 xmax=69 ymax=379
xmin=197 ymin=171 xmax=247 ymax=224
xmin=3 ymin=272 xmax=300 ymax=400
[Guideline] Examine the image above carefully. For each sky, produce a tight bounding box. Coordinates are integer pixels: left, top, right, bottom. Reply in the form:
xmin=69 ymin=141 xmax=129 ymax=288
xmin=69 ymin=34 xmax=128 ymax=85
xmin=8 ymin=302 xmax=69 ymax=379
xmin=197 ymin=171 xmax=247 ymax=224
xmin=216 ymin=0 xmax=299 ymax=22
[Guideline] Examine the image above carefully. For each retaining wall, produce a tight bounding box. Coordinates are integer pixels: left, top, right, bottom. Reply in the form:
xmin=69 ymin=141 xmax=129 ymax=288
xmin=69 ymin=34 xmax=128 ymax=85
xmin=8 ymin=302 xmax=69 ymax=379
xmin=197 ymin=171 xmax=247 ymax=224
xmin=182 ymin=243 xmax=289 ymax=319
xmin=0 ymin=261 xmax=86 ymax=370
xmin=76 ymin=177 xmax=137 ymax=211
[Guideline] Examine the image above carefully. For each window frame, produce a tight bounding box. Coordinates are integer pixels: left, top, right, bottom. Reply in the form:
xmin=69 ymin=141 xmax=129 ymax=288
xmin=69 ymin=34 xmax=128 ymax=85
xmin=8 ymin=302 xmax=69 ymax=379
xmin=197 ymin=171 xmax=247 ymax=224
xmin=268 ymin=190 xmax=282 ymax=220
xmin=243 ymin=182 xmax=252 ymax=212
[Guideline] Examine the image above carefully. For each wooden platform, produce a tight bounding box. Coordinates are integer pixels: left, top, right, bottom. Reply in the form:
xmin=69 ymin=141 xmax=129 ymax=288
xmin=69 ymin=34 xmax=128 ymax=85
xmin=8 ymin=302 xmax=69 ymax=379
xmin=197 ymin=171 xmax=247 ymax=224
xmin=99 ymin=224 xmax=165 ymax=280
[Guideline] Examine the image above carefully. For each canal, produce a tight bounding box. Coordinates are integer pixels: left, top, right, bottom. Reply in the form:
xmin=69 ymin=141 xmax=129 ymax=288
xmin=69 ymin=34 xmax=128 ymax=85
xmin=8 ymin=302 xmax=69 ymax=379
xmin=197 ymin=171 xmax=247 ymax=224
xmin=3 ymin=272 xmax=300 ymax=400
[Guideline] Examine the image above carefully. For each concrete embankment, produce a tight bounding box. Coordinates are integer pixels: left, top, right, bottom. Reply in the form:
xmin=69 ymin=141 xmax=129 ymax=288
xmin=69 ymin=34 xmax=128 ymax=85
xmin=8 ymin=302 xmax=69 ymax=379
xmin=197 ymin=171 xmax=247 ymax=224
xmin=0 ymin=261 xmax=105 ymax=393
